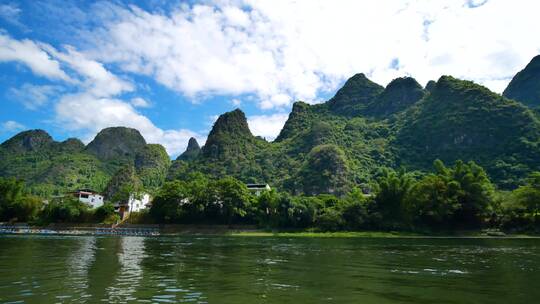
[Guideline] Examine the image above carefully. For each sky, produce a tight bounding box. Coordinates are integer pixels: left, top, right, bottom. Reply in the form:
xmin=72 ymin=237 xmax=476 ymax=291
xmin=1 ymin=0 xmax=540 ymax=157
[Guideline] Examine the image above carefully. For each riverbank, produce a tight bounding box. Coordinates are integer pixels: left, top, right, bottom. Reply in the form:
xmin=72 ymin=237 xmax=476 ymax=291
xmin=2 ymin=223 xmax=539 ymax=238
xmin=228 ymin=230 xmax=540 ymax=238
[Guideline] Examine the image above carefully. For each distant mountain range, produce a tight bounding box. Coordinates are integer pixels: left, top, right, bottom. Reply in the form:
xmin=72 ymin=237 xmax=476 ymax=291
xmin=2 ymin=55 xmax=540 ymax=197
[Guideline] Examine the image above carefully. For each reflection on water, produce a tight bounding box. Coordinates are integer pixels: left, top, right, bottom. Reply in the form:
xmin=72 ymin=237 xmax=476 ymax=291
xmin=0 ymin=235 xmax=540 ymax=303
xmin=66 ymin=237 xmax=96 ymax=299
xmin=106 ymin=237 xmax=145 ymax=301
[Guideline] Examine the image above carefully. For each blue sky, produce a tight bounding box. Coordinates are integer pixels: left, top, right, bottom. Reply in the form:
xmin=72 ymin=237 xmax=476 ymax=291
xmin=1 ymin=0 xmax=540 ymax=157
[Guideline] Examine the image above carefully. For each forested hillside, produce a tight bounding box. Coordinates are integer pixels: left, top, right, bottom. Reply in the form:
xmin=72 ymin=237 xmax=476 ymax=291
xmin=2 ymin=55 xmax=540 ymax=198
xmin=173 ymin=55 xmax=540 ymax=193
xmin=0 ymin=127 xmax=169 ymax=196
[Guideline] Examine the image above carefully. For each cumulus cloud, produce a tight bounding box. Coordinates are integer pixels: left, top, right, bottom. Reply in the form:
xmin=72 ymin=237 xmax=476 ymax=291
xmin=247 ymin=113 xmax=289 ymax=141
xmin=83 ymin=0 xmax=540 ymax=110
xmin=3 ymin=0 xmax=540 ymax=153
xmin=42 ymin=45 xmax=132 ymax=97
xmin=55 ymin=93 xmax=203 ymax=156
xmin=1 ymin=120 xmax=25 ymax=133
xmin=0 ymin=33 xmax=71 ymax=81
xmin=1 ymin=34 xmax=202 ymax=156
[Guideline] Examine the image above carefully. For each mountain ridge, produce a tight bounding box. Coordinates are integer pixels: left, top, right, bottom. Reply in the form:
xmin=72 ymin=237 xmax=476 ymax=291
xmin=3 ymin=55 xmax=540 ymax=196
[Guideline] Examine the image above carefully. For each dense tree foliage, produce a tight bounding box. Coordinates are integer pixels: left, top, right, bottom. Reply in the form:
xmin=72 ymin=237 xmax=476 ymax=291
xmin=2 ymin=160 xmax=540 ymax=233
xmin=2 ymin=56 xmax=540 ymax=232
xmin=0 ymin=178 xmax=42 ymax=222
xmin=0 ymin=127 xmax=171 ymax=197
xmin=373 ymin=168 xmax=415 ymax=229
xmin=149 ymin=160 xmax=534 ymax=232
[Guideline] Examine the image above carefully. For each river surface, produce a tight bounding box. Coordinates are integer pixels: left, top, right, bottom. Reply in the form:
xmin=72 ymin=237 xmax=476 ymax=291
xmin=0 ymin=235 xmax=539 ymax=303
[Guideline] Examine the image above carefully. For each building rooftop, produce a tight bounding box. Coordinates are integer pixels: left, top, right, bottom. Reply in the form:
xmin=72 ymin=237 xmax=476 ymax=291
xmin=246 ymin=183 xmax=270 ymax=189
xmin=68 ymin=189 xmax=102 ymax=195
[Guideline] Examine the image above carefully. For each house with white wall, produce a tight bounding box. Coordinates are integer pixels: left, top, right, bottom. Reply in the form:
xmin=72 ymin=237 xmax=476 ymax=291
xmin=246 ymin=183 xmax=271 ymax=196
xmin=69 ymin=189 xmax=104 ymax=209
xmin=114 ymin=193 xmax=151 ymax=219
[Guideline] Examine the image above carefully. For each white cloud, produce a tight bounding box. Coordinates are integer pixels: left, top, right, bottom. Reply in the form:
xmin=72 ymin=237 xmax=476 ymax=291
xmin=55 ymin=93 xmax=203 ymax=156
xmin=0 ymin=33 xmax=71 ymax=81
xmin=0 ymin=34 xmax=201 ymax=156
xmin=231 ymin=98 xmax=241 ymax=106
xmin=1 ymin=120 xmax=25 ymax=132
xmin=247 ymin=113 xmax=289 ymax=141
xmin=9 ymin=83 xmax=62 ymax=110
xmin=83 ymin=0 xmax=540 ymax=110
xmin=4 ymin=0 xmax=540 ymax=154
xmin=42 ymin=45 xmax=132 ymax=97
xmin=130 ymin=97 xmax=151 ymax=108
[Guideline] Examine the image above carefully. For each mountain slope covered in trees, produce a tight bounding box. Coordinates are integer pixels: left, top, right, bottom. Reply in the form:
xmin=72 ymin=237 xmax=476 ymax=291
xmin=2 ymin=55 xmax=540 ymax=197
xmin=172 ymin=55 xmax=540 ymax=193
xmin=0 ymin=127 xmax=169 ymax=196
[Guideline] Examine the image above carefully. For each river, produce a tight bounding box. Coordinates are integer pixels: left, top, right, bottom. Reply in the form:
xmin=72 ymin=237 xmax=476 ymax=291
xmin=0 ymin=235 xmax=539 ymax=303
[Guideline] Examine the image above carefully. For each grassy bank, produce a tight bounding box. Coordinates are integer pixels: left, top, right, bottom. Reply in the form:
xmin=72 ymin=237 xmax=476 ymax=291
xmin=3 ymin=222 xmax=539 ymax=238
xmin=227 ymin=230 xmax=540 ymax=238
xmin=228 ymin=231 xmax=420 ymax=238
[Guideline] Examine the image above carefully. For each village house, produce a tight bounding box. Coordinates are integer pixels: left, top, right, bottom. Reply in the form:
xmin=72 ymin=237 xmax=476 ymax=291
xmin=246 ymin=183 xmax=271 ymax=196
xmin=68 ymin=189 xmax=104 ymax=209
xmin=114 ymin=193 xmax=152 ymax=220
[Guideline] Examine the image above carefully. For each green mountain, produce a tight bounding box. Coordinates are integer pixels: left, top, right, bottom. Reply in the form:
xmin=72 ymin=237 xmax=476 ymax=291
xmin=327 ymin=73 xmax=384 ymax=116
xmin=503 ymin=55 xmax=540 ymax=107
xmin=171 ymin=56 xmax=540 ymax=192
xmin=104 ymin=164 xmax=143 ymax=202
xmin=86 ymin=127 xmax=147 ymax=161
xmin=3 ymin=55 xmax=540 ymax=196
xmin=395 ymin=76 xmax=540 ymax=188
xmin=169 ymin=109 xmax=271 ymax=182
xmin=177 ymin=137 xmax=200 ymax=161
xmin=368 ymin=77 xmax=426 ymax=117
xmin=0 ymin=127 xmax=169 ymax=197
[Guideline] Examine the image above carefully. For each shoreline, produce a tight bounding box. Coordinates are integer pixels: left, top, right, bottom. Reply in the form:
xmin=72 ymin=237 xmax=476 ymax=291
xmin=1 ymin=224 xmax=539 ymax=238
xmin=227 ymin=231 xmax=540 ymax=239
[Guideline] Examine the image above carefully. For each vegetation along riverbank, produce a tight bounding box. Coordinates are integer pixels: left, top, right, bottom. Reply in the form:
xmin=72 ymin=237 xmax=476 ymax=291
xmin=1 ymin=158 xmax=540 ymax=235
xmin=2 ymin=56 xmax=540 ymax=235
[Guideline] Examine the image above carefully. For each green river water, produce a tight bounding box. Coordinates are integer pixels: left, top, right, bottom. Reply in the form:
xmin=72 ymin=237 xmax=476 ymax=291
xmin=0 ymin=235 xmax=539 ymax=303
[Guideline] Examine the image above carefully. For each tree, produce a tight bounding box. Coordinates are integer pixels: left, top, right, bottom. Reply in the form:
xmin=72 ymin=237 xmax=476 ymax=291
xmin=316 ymin=207 xmax=344 ymax=231
xmin=283 ymin=196 xmax=318 ymax=228
xmin=94 ymin=203 xmax=116 ymax=222
xmin=210 ymin=177 xmax=252 ymax=224
xmin=410 ymin=174 xmax=461 ymax=228
xmin=434 ymin=160 xmax=494 ymax=227
xmin=0 ymin=178 xmax=42 ymax=222
xmin=513 ymin=172 xmax=540 ymax=227
xmin=315 ymin=195 xmax=348 ymax=231
xmin=256 ymin=189 xmax=280 ymax=227
xmin=341 ymin=187 xmax=370 ymax=230
xmin=182 ymin=172 xmax=212 ymax=221
xmin=374 ymin=168 xmax=415 ymax=228
xmin=149 ymin=180 xmax=189 ymax=222
xmin=41 ymin=197 xmax=91 ymax=223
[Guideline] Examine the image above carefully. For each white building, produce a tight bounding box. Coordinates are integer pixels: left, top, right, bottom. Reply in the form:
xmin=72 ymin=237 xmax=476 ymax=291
xmin=114 ymin=193 xmax=151 ymax=219
xmin=128 ymin=193 xmax=151 ymax=213
xmin=69 ymin=189 xmax=104 ymax=209
xmin=246 ymin=183 xmax=271 ymax=196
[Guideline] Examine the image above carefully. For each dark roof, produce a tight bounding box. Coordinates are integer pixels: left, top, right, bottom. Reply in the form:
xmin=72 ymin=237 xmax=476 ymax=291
xmin=246 ymin=183 xmax=269 ymax=188
xmin=69 ymin=188 xmax=101 ymax=195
